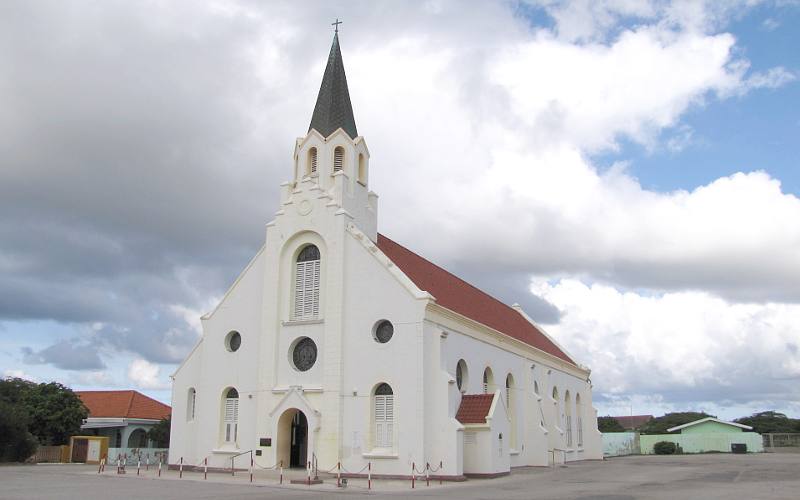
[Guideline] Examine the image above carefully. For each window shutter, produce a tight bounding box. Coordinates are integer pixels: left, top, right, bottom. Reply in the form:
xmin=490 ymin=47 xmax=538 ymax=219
xmin=294 ymin=259 xmax=320 ymax=320
xmin=224 ymin=398 xmax=239 ymax=443
xmin=334 ymin=148 xmax=344 ymax=171
xmin=374 ymin=394 xmax=393 ymax=448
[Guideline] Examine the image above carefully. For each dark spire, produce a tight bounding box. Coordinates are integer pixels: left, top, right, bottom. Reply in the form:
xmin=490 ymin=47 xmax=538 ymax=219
xmin=308 ymin=32 xmax=358 ymax=139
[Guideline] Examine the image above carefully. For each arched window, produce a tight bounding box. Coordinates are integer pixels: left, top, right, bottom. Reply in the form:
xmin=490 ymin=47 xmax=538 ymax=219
xmin=506 ymin=373 xmax=517 ymax=449
xmin=552 ymin=386 xmax=560 ymax=430
xmin=357 ymin=153 xmax=366 ymax=184
xmin=307 ymin=147 xmax=318 ymax=175
xmin=456 ymin=359 xmax=468 ymax=392
xmin=223 ymin=388 xmax=239 ymax=444
xmin=333 ymin=146 xmax=344 ymax=172
xmin=374 ymin=383 xmax=394 ymax=449
xmin=127 ymin=428 xmax=148 ymax=448
xmin=294 ymin=245 xmax=321 ymax=320
xmin=483 ymin=367 xmax=494 ymax=394
xmin=187 ymin=388 xmax=196 ymax=422
xmin=565 ymin=391 xmax=573 ymax=447
xmin=576 ymin=394 xmax=583 ymax=447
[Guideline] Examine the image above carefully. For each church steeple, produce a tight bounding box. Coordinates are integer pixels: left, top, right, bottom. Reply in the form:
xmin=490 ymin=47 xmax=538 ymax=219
xmin=308 ymin=32 xmax=358 ymax=139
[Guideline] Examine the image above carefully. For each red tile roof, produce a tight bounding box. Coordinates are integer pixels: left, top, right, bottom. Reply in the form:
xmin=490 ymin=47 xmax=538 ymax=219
xmin=76 ymin=390 xmax=171 ymax=420
xmin=456 ymin=394 xmax=496 ymax=424
xmin=612 ymin=415 xmax=654 ymax=430
xmin=376 ymin=234 xmax=575 ymax=365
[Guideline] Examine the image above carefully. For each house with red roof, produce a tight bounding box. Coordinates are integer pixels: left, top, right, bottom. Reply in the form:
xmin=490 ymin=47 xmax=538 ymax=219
xmin=77 ymin=390 xmax=170 ymax=454
xmin=169 ymin=32 xmax=602 ymax=479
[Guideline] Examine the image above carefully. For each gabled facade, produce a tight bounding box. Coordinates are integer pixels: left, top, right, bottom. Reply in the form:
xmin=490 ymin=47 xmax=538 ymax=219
xmin=169 ymin=32 xmax=602 ymax=478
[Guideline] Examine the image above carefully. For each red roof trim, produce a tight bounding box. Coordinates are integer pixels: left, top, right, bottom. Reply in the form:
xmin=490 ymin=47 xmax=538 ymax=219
xmin=375 ymin=234 xmax=575 ymax=365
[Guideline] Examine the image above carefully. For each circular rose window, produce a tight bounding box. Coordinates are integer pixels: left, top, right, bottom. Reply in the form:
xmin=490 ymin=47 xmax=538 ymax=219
xmin=373 ymin=320 xmax=393 ymax=344
xmin=292 ymin=337 xmax=317 ymax=371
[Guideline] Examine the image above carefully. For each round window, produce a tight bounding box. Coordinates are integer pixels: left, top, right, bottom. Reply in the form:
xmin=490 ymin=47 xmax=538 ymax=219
xmin=292 ymin=337 xmax=317 ymax=371
xmin=373 ymin=320 xmax=393 ymax=343
xmin=226 ymin=331 xmax=241 ymax=352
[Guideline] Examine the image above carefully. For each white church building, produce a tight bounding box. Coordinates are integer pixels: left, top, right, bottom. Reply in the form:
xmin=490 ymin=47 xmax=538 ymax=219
xmin=169 ymin=31 xmax=602 ymax=479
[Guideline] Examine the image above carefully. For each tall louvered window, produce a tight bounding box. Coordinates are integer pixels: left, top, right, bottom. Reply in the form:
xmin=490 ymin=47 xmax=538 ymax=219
xmin=294 ymin=245 xmax=321 ymax=320
xmin=187 ymin=388 xmax=196 ymax=422
xmin=565 ymin=391 xmax=573 ymax=447
xmin=223 ymin=388 xmax=239 ymax=444
xmin=374 ymin=383 xmax=394 ymax=449
xmin=576 ymin=394 xmax=583 ymax=447
xmin=308 ymin=147 xmax=318 ymax=175
xmin=333 ymin=146 xmax=344 ymax=172
xmin=483 ymin=367 xmax=493 ymax=394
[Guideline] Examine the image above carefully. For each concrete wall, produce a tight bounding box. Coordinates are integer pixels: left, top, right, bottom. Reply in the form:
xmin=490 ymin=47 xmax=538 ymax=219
xmin=640 ymin=432 xmax=764 ymax=454
xmin=602 ymin=432 xmax=639 ymax=457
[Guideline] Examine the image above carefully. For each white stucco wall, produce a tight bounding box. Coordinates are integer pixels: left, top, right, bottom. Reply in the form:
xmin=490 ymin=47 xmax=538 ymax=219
xmin=169 ymin=127 xmax=603 ymax=476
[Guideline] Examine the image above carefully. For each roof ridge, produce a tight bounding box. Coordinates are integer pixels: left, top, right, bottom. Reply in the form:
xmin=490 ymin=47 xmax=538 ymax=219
xmin=378 ymin=233 xmax=546 ymax=327
xmin=377 ymin=233 xmax=575 ymax=365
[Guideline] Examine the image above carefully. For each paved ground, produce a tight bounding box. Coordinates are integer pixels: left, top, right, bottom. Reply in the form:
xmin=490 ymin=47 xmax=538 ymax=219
xmin=1 ymin=453 xmax=798 ymax=499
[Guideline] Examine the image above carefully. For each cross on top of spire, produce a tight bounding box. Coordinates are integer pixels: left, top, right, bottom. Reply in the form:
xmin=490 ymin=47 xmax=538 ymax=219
xmin=332 ymin=18 xmax=342 ymax=33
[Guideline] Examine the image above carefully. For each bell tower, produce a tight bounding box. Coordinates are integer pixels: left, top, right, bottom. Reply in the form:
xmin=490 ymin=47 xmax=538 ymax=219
xmin=288 ymin=30 xmax=378 ymax=241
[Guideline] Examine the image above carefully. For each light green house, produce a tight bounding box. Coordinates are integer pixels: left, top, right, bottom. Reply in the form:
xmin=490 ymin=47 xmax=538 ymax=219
xmin=640 ymin=417 xmax=763 ymax=454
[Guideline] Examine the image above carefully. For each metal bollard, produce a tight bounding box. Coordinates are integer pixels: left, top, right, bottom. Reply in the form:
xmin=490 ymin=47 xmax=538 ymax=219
xmin=137 ymin=459 xmax=141 ymax=476
xmin=179 ymin=456 xmax=183 ymax=478
xmin=204 ymin=457 xmax=208 ymax=480
xmin=279 ymin=461 xmax=283 ymax=485
xmin=307 ymin=461 xmax=311 ymax=486
xmin=426 ymin=462 xmax=429 ymax=487
xmin=158 ymin=459 xmax=162 ymax=477
xmin=440 ymin=461 xmax=443 ymax=485
xmin=250 ymin=456 xmax=253 ymax=483
xmin=336 ymin=462 xmax=341 ymax=487
xmin=368 ymin=462 xmax=372 ymax=490
xmin=412 ymin=462 xmax=415 ymax=489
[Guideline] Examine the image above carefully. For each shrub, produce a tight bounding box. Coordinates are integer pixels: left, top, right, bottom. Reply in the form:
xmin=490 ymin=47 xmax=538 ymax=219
xmin=653 ymin=441 xmax=677 ymax=455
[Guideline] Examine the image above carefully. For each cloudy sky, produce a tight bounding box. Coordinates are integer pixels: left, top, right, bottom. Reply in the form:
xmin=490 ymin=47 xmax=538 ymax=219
xmin=1 ymin=0 xmax=798 ymax=420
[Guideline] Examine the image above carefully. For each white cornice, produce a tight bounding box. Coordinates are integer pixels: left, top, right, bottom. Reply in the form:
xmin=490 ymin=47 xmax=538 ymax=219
xmin=426 ymin=304 xmax=590 ymax=379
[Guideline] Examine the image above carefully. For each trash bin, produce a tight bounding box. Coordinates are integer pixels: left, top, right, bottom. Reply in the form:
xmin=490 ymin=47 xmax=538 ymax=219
xmin=731 ymin=443 xmax=747 ymax=454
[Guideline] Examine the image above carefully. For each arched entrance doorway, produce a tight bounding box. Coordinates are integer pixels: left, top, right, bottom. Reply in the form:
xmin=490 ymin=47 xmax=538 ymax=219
xmin=277 ymin=408 xmax=308 ymax=468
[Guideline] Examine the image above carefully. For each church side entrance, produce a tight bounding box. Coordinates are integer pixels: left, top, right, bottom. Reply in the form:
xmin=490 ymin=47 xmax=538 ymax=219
xmin=277 ymin=408 xmax=308 ymax=468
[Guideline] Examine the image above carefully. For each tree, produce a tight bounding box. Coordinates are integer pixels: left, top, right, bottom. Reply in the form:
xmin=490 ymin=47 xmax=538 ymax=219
xmin=639 ymin=412 xmax=714 ymax=435
xmin=0 ymin=377 xmax=87 ymax=453
xmin=735 ymin=411 xmax=800 ymax=434
xmin=147 ymin=417 xmax=171 ymax=448
xmin=0 ymin=400 xmax=37 ymax=462
xmin=22 ymin=381 xmax=88 ymax=445
xmin=597 ymin=416 xmax=626 ymax=432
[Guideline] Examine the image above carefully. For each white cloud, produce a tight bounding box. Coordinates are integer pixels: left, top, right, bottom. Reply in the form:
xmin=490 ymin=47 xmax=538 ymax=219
xmin=127 ymin=359 xmax=169 ymax=390
xmin=744 ymin=66 xmax=796 ymax=91
xmin=533 ymin=278 xmax=800 ymax=414
xmin=761 ymin=17 xmax=780 ymax=31
xmin=3 ymin=369 xmax=37 ymax=381
xmin=71 ymin=370 xmax=116 ymax=386
xmin=2 ymin=0 xmax=797 ymax=414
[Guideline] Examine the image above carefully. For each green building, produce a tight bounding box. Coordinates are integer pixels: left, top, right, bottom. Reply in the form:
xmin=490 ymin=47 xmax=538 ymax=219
xmin=640 ymin=417 xmax=763 ymax=454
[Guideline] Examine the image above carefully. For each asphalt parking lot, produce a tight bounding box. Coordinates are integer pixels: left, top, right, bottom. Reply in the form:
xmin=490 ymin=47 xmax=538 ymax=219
xmin=1 ymin=453 xmax=797 ymax=499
